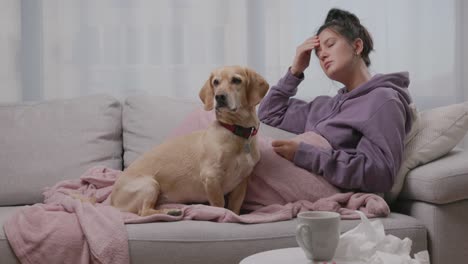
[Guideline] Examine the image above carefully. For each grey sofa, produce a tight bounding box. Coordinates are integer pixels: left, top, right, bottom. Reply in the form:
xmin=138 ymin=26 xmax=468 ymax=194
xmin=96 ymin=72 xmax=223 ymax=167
xmin=1 ymin=94 xmax=467 ymax=264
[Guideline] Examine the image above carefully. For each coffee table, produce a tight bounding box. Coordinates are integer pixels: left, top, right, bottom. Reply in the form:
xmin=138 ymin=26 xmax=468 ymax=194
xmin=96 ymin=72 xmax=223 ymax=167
xmin=240 ymin=247 xmax=356 ymax=264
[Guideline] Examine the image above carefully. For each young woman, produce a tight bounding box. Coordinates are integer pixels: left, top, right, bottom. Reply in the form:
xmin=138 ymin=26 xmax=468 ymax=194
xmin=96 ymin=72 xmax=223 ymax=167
xmin=258 ymin=8 xmax=414 ymax=193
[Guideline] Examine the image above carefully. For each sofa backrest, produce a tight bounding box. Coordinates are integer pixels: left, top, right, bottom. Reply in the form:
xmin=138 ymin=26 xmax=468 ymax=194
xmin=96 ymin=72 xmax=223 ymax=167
xmin=122 ymin=95 xmax=296 ymax=168
xmin=122 ymin=96 xmax=201 ymax=168
xmin=0 ymin=94 xmax=123 ymax=206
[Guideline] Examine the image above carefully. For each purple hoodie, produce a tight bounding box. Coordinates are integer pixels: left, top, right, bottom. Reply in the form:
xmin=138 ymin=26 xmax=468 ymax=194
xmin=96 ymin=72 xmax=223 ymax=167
xmin=258 ymin=69 xmax=414 ymax=193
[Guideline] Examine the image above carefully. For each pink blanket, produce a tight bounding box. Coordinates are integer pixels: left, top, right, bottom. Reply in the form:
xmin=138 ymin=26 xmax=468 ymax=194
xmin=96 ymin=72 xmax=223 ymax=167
xmin=4 ymin=109 xmax=390 ymax=264
xmin=4 ymin=166 xmax=389 ymax=264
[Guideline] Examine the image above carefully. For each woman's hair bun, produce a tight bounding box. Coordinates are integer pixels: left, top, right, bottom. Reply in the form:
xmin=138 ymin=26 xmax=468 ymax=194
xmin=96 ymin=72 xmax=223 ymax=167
xmin=325 ymin=8 xmax=360 ymax=26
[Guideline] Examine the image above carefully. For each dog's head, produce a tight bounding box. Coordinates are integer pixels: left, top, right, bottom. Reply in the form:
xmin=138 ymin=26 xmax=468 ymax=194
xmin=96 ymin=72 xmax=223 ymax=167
xmin=199 ymin=66 xmax=269 ymax=112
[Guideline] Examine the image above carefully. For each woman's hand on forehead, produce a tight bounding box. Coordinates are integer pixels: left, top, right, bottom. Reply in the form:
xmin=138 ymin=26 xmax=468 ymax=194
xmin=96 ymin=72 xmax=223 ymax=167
xmin=290 ymin=35 xmax=320 ymax=76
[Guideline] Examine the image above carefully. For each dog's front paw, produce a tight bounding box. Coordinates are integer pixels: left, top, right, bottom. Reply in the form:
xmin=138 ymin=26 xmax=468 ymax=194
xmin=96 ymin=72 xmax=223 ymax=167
xmin=158 ymin=208 xmax=182 ymax=216
xmin=166 ymin=209 xmax=182 ymax=216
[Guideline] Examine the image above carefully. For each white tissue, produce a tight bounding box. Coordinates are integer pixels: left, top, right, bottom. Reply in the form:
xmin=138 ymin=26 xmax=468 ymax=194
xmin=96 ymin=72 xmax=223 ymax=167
xmin=333 ymin=211 xmax=430 ymax=264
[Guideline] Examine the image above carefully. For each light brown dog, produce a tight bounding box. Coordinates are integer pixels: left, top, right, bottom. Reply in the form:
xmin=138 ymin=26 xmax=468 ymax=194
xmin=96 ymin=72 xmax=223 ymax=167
xmin=110 ymin=66 xmax=269 ymax=216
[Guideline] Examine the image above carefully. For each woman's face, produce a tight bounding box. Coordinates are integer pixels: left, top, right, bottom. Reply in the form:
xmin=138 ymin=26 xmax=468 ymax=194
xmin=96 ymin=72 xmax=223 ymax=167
xmin=315 ymin=28 xmax=356 ymax=81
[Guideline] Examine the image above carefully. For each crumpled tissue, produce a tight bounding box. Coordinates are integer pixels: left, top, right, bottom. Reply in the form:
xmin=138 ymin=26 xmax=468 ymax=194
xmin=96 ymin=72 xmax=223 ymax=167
xmin=333 ymin=211 xmax=430 ymax=264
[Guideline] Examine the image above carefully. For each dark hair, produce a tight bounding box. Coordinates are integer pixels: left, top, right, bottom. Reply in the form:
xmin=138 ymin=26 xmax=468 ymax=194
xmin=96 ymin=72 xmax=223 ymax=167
xmin=317 ymin=8 xmax=374 ymax=67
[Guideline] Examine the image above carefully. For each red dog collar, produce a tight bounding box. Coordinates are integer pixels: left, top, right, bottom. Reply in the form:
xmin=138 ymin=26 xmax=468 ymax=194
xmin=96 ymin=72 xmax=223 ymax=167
xmin=218 ymin=122 xmax=258 ymax=139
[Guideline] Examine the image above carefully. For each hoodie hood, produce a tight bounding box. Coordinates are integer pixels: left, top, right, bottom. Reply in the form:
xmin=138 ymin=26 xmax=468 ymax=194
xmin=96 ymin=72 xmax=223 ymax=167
xmin=338 ymin=72 xmax=412 ymax=105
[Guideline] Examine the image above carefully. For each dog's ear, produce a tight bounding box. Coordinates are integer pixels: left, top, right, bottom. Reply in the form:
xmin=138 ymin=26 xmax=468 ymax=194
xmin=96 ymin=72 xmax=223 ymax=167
xmin=199 ymin=73 xmax=214 ymax=111
xmin=245 ymin=68 xmax=269 ymax=107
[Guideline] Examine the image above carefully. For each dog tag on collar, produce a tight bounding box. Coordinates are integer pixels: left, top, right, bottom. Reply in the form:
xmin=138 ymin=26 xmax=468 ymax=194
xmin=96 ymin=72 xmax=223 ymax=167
xmin=243 ymin=143 xmax=251 ymax=153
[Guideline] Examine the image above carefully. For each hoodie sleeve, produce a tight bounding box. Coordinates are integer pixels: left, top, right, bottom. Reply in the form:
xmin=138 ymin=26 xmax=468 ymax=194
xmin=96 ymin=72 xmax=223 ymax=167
xmin=293 ymin=99 xmax=408 ymax=193
xmin=258 ymin=69 xmax=331 ymax=134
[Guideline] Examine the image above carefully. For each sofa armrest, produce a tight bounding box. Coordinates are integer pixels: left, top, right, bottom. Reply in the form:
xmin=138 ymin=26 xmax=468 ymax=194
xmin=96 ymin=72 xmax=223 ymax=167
xmin=399 ymin=149 xmax=468 ymax=204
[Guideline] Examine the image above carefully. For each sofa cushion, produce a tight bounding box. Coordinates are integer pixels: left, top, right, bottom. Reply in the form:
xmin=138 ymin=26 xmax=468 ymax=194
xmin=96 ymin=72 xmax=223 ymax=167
xmin=123 ymin=95 xmax=298 ymax=168
xmin=123 ymin=95 xmax=201 ymax=168
xmin=0 ymin=94 xmax=122 ymax=206
xmin=399 ymin=149 xmax=468 ymax=204
xmin=386 ymin=101 xmax=468 ymax=203
xmin=0 ymin=206 xmax=426 ymax=264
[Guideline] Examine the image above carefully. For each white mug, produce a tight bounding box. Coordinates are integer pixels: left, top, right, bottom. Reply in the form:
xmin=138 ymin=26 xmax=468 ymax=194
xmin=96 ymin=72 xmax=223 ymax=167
xmin=295 ymin=211 xmax=340 ymax=261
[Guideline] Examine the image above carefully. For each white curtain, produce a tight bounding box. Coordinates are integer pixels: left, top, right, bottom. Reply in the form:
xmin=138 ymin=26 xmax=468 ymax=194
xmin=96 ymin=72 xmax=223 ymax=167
xmin=39 ymin=0 xmax=260 ymax=100
xmin=14 ymin=0 xmax=296 ymax=101
xmin=0 ymin=0 xmax=21 ymax=102
xmin=1 ymin=0 xmax=466 ymax=103
xmin=1 ymin=0 xmax=467 ymax=144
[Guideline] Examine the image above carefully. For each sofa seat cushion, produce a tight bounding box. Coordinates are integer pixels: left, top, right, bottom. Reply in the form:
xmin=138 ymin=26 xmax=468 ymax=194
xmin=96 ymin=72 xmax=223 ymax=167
xmin=400 ymin=149 xmax=468 ymax=204
xmin=0 ymin=206 xmax=426 ymax=264
xmin=126 ymin=214 xmax=426 ymax=264
xmin=0 ymin=94 xmax=123 ymax=206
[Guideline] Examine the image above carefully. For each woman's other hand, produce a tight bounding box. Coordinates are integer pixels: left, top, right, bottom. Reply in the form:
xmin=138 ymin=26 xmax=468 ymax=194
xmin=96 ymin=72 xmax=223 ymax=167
xmin=272 ymin=140 xmax=299 ymax=161
xmin=290 ymin=36 xmax=320 ymax=77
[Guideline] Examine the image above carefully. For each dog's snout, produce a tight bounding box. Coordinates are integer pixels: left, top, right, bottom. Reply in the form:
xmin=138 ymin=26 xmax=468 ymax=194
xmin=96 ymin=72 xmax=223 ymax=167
xmin=215 ymin=94 xmax=227 ymax=107
xmin=215 ymin=94 xmax=226 ymax=102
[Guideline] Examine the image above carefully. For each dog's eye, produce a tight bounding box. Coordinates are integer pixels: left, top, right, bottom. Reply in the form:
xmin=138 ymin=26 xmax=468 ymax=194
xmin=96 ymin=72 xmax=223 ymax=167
xmin=231 ymin=77 xmax=242 ymax=84
xmin=213 ymin=79 xmax=219 ymax=86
